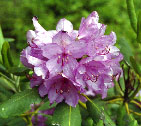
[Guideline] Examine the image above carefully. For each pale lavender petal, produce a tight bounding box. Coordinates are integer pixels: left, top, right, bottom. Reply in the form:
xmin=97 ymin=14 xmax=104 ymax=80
xmin=56 ymin=18 xmax=73 ymax=33
xmin=63 ymin=56 xmax=78 ymax=79
xmin=46 ymin=56 xmax=62 ymax=78
xmin=26 ymin=30 xmax=36 ymax=45
xmin=52 ymin=31 xmax=72 ymax=46
xmin=66 ymin=41 xmax=87 ymax=58
xmin=34 ymin=64 xmax=48 ymax=79
xmin=32 ymin=17 xmax=47 ymax=33
xmin=20 ymin=49 xmax=33 ymax=68
xmin=42 ymin=43 xmax=63 ymax=59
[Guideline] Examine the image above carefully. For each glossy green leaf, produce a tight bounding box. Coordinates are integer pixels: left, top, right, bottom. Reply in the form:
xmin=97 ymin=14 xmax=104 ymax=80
xmin=0 ymin=88 xmax=41 ymax=118
xmin=117 ymin=105 xmax=139 ymax=126
xmin=86 ymin=101 xmax=116 ymax=126
xmin=96 ymin=120 xmax=104 ymax=126
xmin=126 ymin=0 xmax=137 ymax=32
xmin=0 ymin=116 xmax=26 ymax=126
xmin=137 ymin=11 xmax=141 ymax=43
xmin=39 ymin=100 xmax=56 ymax=111
xmin=130 ymin=56 xmax=141 ymax=75
xmin=0 ymin=77 xmax=16 ymax=92
xmin=1 ymin=42 xmax=14 ymax=68
xmin=0 ymin=64 xmax=6 ymax=73
xmin=82 ymin=117 xmax=93 ymax=126
xmin=0 ymin=85 xmax=13 ymax=101
xmin=8 ymin=67 xmax=30 ymax=76
xmin=53 ymin=103 xmax=81 ymax=126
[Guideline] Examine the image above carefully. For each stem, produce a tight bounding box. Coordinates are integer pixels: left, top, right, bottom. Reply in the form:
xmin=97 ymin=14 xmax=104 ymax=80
xmin=129 ymin=109 xmax=141 ymax=116
xmin=106 ymin=98 xmax=124 ymax=104
xmin=104 ymin=95 xmax=122 ymax=101
xmin=125 ymin=102 xmax=130 ymax=114
xmin=80 ymin=93 xmax=101 ymax=113
xmin=129 ymin=81 xmax=141 ymax=101
xmin=126 ymin=0 xmax=137 ymax=32
xmin=79 ymin=100 xmax=87 ymax=109
xmin=131 ymin=100 xmax=141 ymax=108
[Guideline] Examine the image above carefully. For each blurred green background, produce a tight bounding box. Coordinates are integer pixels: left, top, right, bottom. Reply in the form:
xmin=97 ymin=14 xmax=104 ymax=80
xmin=0 ymin=0 xmax=140 ymax=65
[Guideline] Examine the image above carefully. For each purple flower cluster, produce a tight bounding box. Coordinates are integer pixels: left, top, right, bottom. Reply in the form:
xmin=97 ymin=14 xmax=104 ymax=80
xmin=31 ymin=104 xmax=55 ymax=126
xmin=21 ymin=11 xmax=123 ymax=107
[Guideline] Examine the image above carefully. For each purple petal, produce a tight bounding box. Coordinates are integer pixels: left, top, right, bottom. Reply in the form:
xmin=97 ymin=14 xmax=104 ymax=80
xmin=52 ymin=31 xmax=72 ymax=46
xmin=42 ymin=43 xmax=63 ymax=59
xmin=20 ymin=49 xmax=33 ymax=68
xmin=46 ymin=56 xmax=62 ymax=78
xmin=48 ymin=82 xmax=62 ymax=104
xmin=64 ymin=85 xmax=79 ymax=107
xmin=63 ymin=56 xmax=78 ymax=79
xmin=30 ymin=74 xmax=43 ymax=88
xmin=66 ymin=40 xmax=87 ymax=58
xmin=39 ymin=84 xmax=48 ymax=97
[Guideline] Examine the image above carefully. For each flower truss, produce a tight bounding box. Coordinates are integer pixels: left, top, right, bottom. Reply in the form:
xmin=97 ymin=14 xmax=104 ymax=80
xmin=31 ymin=104 xmax=55 ymax=126
xmin=21 ymin=11 xmax=123 ymax=107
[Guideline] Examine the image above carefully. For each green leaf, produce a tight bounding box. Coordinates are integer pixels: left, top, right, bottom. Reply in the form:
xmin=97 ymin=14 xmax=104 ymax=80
xmin=0 ymin=85 xmax=13 ymax=99
xmin=86 ymin=100 xmax=116 ymax=126
xmin=0 ymin=77 xmax=16 ymax=92
xmin=96 ymin=120 xmax=104 ymax=126
xmin=0 ymin=88 xmax=41 ymax=118
xmin=82 ymin=117 xmax=93 ymax=126
xmin=126 ymin=0 xmax=137 ymax=32
xmin=53 ymin=103 xmax=81 ymax=126
xmin=45 ymin=115 xmax=53 ymax=126
xmin=39 ymin=100 xmax=56 ymax=111
xmin=116 ymin=105 xmax=139 ymax=126
xmin=130 ymin=56 xmax=141 ymax=75
xmin=137 ymin=11 xmax=141 ymax=43
xmin=8 ymin=67 xmax=30 ymax=76
xmin=4 ymin=38 xmax=15 ymax=43
xmin=118 ymin=37 xmax=133 ymax=65
xmin=1 ymin=42 xmax=14 ymax=68
xmin=0 ymin=116 xmax=26 ymax=126
xmin=0 ymin=64 xmax=6 ymax=73
xmin=0 ymin=25 xmax=5 ymax=62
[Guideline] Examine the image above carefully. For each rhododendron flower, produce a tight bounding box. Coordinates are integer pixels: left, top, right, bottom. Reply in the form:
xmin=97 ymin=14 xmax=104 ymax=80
xmin=21 ymin=11 xmax=123 ymax=107
xmin=31 ymin=104 xmax=55 ymax=126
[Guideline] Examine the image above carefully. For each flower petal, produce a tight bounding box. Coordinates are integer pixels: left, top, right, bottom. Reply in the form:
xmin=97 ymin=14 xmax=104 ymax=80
xmin=63 ymin=56 xmax=78 ymax=80
xmin=46 ymin=56 xmax=62 ymax=78
xmin=66 ymin=40 xmax=87 ymax=58
xmin=26 ymin=30 xmax=36 ymax=45
xmin=39 ymin=84 xmax=48 ymax=97
xmin=64 ymin=85 xmax=79 ymax=107
xmin=42 ymin=43 xmax=63 ymax=59
xmin=56 ymin=18 xmax=73 ymax=33
xmin=32 ymin=17 xmax=47 ymax=33
xmin=52 ymin=31 xmax=72 ymax=46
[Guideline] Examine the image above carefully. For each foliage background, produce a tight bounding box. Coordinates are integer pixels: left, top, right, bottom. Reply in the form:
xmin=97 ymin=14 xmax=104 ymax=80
xmin=0 ymin=0 xmax=141 ymax=65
